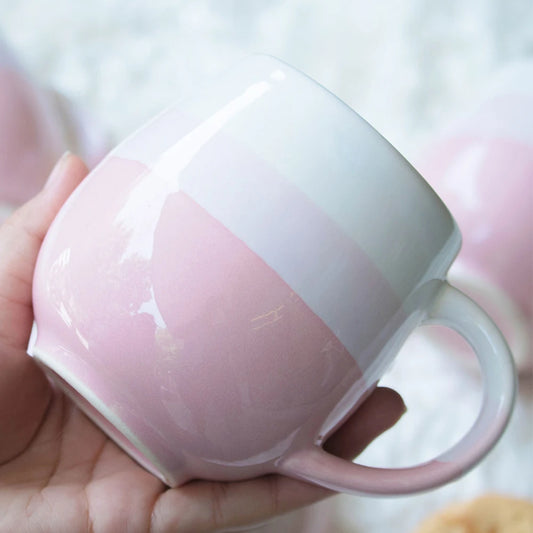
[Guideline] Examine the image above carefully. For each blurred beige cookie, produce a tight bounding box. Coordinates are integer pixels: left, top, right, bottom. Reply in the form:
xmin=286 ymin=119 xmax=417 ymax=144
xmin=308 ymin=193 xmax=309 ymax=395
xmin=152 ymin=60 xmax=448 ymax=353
xmin=413 ymin=494 xmax=533 ymax=533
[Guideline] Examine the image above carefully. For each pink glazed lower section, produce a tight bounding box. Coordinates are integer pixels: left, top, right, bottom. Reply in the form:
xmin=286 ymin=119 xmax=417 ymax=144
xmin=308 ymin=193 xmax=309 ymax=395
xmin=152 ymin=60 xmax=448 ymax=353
xmin=32 ymin=156 xmax=405 ymax=486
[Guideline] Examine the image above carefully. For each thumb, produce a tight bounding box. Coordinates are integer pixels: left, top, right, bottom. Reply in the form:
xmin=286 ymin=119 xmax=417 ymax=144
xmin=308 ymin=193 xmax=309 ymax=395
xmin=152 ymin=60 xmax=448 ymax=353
xmin=0 ymin=152 xmax=88 ymax=348
xmin=0 ymin=153 xmax=88 ymax=463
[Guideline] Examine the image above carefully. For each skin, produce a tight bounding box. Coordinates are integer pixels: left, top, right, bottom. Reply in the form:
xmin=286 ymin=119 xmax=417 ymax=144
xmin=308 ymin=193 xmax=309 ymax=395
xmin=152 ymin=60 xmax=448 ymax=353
xmin=0 ymin=154 xmax=406 ymax=532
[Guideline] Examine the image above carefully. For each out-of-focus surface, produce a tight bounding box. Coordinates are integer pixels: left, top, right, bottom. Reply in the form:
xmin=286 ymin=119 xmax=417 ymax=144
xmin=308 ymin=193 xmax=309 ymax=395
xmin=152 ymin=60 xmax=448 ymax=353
xmin=0 ymin=1 xmax=532 ymax=532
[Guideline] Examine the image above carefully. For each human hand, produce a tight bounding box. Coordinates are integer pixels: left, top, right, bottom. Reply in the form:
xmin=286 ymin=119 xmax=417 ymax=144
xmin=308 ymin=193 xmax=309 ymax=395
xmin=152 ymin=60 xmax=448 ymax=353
xmin=0 ymin=153 xmax=406 ymax=532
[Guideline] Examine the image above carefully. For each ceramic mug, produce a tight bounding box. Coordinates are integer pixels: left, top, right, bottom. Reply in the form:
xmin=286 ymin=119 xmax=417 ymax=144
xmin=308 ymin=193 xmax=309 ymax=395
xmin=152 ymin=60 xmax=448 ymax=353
xmin=29 ymin=55 xmax=516 ymax=496
xmin=416 ymin=61 xmax=533 ymax=375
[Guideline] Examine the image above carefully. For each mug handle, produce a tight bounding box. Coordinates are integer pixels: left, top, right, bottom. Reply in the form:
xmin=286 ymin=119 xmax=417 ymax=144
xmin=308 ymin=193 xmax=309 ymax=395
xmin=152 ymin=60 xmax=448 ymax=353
xmin=278 ymin=282 xmax=517 ymax=495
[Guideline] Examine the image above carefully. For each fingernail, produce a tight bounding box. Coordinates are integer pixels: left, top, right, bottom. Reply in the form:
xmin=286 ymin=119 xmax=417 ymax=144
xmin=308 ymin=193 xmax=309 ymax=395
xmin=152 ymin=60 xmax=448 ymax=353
xmin=398 ymin=402 xmax=408 ymax=421
xmin=44 ymin=151 xmax=72 ymax=190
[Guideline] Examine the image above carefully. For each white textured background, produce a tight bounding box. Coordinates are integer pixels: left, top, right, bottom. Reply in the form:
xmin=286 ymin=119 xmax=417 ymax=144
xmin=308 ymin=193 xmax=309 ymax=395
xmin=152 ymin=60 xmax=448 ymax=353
xmin=1 ymin=1 xmax=532 ymax=532
xmin=2 ymin=0 xmax=532 ymax=157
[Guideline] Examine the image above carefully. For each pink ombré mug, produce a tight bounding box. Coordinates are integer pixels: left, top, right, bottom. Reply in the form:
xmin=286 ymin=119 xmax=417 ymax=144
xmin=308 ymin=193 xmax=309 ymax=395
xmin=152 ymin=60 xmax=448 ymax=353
xmin=0 ymin=34 xmax=64 ymax=220
xmin=0 ymin=33 xmax=110 ymax=223
xmin=416 ymin=61 xmax=533 ymax=375
xmin=30 ymin=55 xmax=516 ymax=496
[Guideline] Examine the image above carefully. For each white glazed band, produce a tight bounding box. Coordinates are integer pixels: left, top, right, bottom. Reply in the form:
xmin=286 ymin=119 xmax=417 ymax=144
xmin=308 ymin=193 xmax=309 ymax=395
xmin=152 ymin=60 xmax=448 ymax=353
xmin=113 ymin=55 xmax=461 ymax=379
xmin=114 ymin=56 xmax=460 ymax=304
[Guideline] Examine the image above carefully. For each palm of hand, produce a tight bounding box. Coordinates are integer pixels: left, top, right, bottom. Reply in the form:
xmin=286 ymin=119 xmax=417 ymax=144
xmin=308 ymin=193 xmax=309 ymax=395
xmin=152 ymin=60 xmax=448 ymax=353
xmin=1 ymin=390 xmax=169 ymax=531
xmin=0 ymin=155 xmax=405 ymax=533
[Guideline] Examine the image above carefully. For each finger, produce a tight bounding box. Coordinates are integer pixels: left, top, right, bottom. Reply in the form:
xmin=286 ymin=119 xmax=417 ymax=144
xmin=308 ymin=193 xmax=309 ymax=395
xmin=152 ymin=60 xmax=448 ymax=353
xmin=151 ymin=474 xmax=331 ymax=533
xmin=0 ymin=154 xmax=88 ymax=463
xmin=0 ymin=152 xmax=88 ymax=348
xmin=324 ymin=386 xmax=406 ymax=458
xmin=152 ymin=387 xmax=406 ymax=532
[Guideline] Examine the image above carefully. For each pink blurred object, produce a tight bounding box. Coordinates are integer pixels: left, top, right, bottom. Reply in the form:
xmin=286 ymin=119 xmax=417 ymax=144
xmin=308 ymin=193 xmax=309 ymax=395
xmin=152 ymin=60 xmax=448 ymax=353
xmin=416 ymin=61 xmax=533 ymax=375
xmin=0 ymin=35 xmax=110 ymax=221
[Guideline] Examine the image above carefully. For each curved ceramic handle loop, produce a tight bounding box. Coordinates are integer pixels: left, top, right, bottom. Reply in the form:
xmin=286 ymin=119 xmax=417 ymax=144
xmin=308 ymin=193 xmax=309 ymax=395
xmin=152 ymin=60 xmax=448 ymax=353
xmin=279 ymin=282 xmax=516 ymax=495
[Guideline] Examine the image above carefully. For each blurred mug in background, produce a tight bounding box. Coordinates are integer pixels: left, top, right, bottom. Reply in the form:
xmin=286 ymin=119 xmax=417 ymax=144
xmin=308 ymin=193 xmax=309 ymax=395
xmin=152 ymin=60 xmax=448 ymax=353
xmin=0 ymin=33 xmax=109 ymax=222
xmin=416 ymin=60 xmax=533 ymax=376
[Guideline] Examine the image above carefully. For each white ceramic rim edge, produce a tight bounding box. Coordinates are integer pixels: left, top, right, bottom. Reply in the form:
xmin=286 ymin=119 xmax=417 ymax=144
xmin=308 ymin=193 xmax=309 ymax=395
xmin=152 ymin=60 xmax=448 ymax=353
xmin=32 ymin=346 xmax=171 ymax=486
